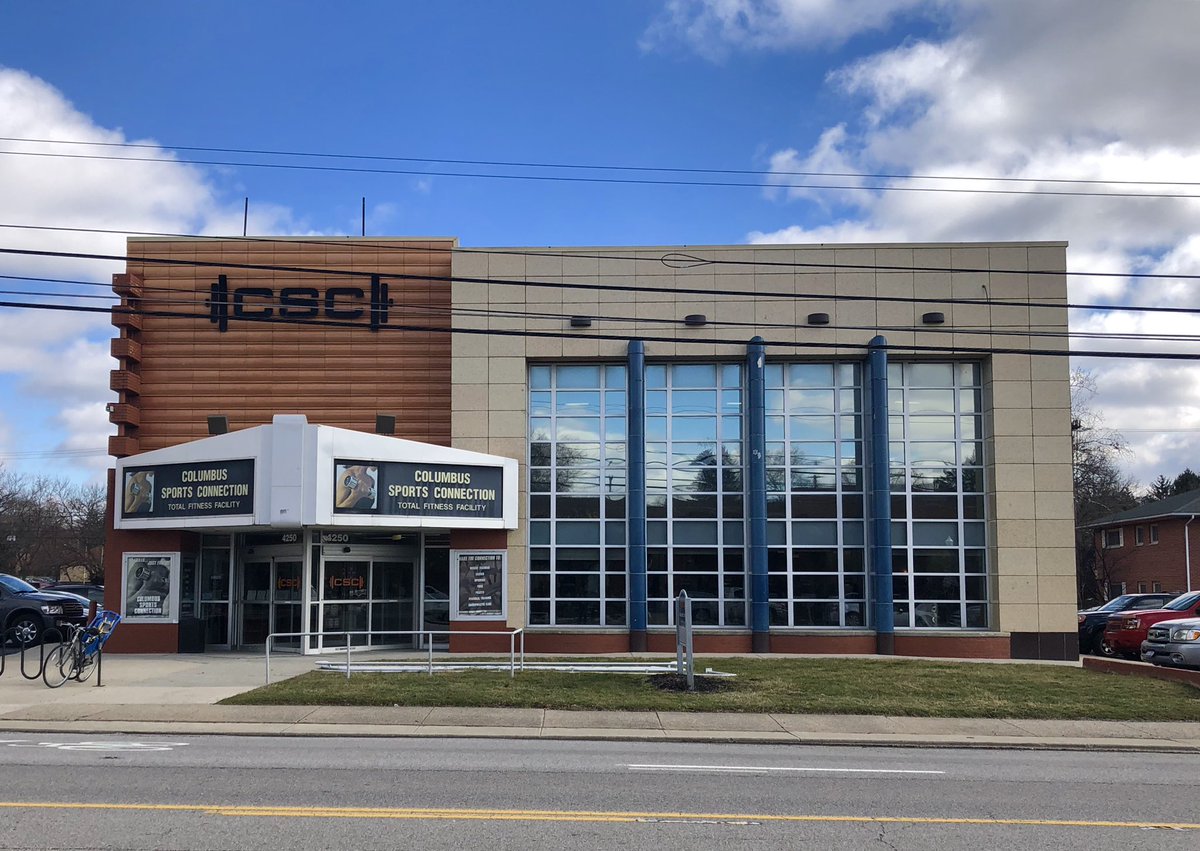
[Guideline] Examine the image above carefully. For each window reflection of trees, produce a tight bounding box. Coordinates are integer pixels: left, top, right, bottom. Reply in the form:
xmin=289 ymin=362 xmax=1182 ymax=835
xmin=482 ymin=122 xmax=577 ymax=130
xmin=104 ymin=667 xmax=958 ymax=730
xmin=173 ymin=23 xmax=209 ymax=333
xmin=527 ymin=365 xmax=627 ymax=628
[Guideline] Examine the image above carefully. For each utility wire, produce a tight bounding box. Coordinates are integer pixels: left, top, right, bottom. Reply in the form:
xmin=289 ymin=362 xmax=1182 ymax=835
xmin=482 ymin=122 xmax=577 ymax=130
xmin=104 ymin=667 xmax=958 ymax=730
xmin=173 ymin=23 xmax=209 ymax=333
xmin=2 ymin=294 xmax=1196 ymax=360
xmin=4 ymin=134 xmax=1198 ymax=189
xmin=2 ymin=143 xmax=1199 ymax=200
xmin=0 ymin=220 xmax=1189 ymax=282
xmin=9 ymin=285 xmax=1199 ymax=346
xmin=0 ymin=245 xmax=1184 ymax=329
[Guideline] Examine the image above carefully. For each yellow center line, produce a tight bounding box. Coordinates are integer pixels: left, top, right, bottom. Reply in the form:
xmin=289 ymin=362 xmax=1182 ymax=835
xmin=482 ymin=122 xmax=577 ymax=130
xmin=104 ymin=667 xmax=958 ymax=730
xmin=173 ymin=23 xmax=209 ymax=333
xmin=0 ymin=802 xmax=1197 ymax=829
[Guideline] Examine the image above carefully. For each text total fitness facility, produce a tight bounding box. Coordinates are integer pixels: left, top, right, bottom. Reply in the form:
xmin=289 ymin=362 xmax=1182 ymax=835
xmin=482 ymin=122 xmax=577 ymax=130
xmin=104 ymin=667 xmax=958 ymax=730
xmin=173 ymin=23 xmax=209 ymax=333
xmin=102 ymin=237 xmax=1077 ymax=660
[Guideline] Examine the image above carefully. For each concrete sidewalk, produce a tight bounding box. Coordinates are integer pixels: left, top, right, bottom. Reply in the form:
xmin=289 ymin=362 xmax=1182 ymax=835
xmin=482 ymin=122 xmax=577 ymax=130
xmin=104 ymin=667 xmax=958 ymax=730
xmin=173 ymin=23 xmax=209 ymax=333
xmin=2 ymin=651 xmax=1198 ymax=752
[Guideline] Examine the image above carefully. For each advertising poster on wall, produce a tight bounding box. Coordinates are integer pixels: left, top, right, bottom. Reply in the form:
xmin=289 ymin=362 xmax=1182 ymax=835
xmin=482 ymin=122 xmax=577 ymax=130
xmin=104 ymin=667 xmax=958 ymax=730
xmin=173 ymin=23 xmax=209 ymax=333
xmin=120 ymin=459 xmax=255 ymax=519
xmin=121 ymin=552 xmax=181 ymax=623
xmin=333 ymin=459 xmax=503 ymax=519
xmin=450 ymin=550 xmax=506 ymax=620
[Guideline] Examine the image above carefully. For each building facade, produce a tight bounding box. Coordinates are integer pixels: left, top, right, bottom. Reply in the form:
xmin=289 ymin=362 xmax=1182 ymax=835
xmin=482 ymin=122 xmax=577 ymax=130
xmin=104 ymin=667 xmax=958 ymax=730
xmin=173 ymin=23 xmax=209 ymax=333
xmin=1087 ymin=489 xmax=1200 ymax=599
xmin=104 ymin=237 xmax=1077 ymax=659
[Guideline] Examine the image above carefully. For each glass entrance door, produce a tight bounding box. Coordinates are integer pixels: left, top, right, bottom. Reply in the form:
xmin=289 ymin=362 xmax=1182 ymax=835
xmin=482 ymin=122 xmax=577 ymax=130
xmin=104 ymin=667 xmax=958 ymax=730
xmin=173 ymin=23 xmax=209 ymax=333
xmin=273 ymin=560 xmax=302 ymax=651
xmin=238 ymin=558 xmax=304 ymax=649
xmin=316 ymin=558 xmax=417 ymax=650
xmin=239 ymin=561 xmax=272 ymax=646
xmin=199 ymin=546 xmax=232 ymax=648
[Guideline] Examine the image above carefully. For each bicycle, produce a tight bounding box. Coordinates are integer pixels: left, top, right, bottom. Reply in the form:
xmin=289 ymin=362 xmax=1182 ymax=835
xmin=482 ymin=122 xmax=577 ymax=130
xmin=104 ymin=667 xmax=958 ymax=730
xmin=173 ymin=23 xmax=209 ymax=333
xmin=42 ymin=610 xmax=121 ymax=688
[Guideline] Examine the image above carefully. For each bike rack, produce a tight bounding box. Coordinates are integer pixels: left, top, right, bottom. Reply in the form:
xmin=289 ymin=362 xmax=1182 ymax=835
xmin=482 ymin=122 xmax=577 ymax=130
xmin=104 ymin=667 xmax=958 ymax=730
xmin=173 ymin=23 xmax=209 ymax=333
xmin=0 ymin=625 xmax=64 ymax=681
xmin=1 ymin=612 xmax=121 ymax=688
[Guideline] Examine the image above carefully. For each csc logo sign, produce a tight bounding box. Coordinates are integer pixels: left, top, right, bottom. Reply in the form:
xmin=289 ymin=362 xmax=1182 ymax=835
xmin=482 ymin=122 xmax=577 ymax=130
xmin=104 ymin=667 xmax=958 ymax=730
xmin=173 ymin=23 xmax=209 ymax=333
xmin=207 ymin=274 xmax=392 ymax=332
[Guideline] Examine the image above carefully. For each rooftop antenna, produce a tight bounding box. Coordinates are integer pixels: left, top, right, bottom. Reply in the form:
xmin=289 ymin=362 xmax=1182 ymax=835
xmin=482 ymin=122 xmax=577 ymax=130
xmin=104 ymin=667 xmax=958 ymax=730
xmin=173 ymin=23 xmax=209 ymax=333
xmin=242 ymin=198 xmax=248 ymax=237
xmin=361 ymin=197 xmax=366 ymax=236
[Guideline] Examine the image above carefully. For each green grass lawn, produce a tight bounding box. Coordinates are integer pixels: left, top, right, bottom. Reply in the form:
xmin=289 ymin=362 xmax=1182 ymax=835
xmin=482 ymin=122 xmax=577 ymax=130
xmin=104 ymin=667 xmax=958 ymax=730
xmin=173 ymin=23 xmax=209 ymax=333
xmin=222 ymin=657 xmax=1200 ymax=721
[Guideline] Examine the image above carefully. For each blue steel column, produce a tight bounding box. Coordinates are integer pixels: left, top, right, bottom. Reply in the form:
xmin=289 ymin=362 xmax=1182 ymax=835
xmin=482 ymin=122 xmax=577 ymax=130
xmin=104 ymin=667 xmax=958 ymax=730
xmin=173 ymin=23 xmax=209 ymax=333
xmin=627 ymin=340 xmax=648 ymax=652
xmin=746 ymin=337 xmax=770 ymax=652
xmin=868 ymin=335 xmax=895 ymax=655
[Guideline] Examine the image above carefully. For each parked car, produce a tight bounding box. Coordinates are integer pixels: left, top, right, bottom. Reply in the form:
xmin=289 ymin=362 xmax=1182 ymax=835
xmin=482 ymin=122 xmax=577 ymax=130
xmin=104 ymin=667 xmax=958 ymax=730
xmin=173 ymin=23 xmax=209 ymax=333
xmin=1102 ymin=590 xmax=1200 ymax=659
xmin=1140 ymin=617 xmax=1200 ymax=670
xmin=43 ymin=583 xmax=104 ymax=608
xmin=0 ymin=573 xmax=89 ymax=646
xmin=1078 ymin=592 xmax=1176 ymax=655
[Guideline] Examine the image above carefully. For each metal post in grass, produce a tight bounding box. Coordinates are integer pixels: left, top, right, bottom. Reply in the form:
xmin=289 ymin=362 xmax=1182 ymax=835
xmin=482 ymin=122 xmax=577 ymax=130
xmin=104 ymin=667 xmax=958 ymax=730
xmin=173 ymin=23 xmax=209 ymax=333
xmin=346 ymin=633 xmax=351 ymax=680
xmin=675 ymin=590 xmax=694 ymax=691
xmin=428 ymin=632 xmax=434 ymax=676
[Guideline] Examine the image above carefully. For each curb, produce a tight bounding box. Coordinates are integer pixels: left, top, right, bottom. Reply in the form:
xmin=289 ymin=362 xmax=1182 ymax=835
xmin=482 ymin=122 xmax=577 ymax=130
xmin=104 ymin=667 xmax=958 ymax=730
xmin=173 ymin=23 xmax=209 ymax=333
xmin=2 ymin=719 xmax=1198 ymax=754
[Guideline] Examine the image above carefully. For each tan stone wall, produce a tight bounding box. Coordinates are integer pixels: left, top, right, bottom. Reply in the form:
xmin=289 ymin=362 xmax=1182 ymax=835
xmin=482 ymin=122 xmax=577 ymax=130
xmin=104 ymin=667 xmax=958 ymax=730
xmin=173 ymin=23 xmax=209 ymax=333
xmin=449 ymin=242 xmax=1074 ymax=635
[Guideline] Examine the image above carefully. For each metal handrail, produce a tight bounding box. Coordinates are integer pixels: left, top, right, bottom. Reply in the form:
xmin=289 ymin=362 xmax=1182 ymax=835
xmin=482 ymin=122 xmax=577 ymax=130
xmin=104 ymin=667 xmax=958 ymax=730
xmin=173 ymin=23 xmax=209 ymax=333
xmin=264 ymin=628 xmax=525 ymax=684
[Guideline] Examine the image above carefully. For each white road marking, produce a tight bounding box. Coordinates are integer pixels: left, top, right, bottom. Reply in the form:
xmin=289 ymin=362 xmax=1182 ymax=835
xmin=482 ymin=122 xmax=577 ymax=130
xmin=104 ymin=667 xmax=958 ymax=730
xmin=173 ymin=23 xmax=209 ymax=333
xmin=624 ymin=763 xmax=944 ymax=775
xmin=5 ymin=741 xmax=189 ymax=752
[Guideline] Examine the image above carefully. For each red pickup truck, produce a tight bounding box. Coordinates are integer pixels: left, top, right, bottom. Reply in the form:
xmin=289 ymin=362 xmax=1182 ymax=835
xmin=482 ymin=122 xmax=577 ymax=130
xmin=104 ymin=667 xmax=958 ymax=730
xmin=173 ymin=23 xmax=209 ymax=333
xmin=1103 ymin=590 xmax=1200 ymax=658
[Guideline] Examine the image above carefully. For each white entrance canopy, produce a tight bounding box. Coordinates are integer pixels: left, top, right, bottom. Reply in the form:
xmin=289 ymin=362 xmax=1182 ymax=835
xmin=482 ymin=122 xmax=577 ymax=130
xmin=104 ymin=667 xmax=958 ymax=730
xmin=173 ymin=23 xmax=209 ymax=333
xmin=114 ymin=414 xmax=518 ymax=532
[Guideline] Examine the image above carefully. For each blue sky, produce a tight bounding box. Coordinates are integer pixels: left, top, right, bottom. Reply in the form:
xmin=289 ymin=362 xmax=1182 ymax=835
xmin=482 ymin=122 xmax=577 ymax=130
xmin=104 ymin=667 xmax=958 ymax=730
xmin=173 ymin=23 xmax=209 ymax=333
xmin=1 ymin=1 xmax=1199 ymax=488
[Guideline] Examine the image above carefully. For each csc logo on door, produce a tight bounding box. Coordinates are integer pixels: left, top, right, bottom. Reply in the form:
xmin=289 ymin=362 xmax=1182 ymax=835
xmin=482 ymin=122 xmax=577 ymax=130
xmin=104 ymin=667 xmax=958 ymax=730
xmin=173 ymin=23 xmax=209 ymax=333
xmin=328 ymin=575 xmax=365 ymax=590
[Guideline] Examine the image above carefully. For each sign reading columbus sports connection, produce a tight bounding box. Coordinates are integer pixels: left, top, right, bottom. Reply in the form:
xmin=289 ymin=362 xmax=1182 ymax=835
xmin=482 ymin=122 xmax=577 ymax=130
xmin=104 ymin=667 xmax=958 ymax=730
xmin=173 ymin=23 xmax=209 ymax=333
xmin=121 ymin=459 xmax=255 ymax=519
xmin=333 ymin=460 xmax=503 ymax=519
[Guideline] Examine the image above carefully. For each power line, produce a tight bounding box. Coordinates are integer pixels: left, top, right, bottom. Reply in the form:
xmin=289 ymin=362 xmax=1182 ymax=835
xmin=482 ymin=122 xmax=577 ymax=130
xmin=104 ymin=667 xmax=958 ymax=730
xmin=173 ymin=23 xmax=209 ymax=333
xmin=5 ymin=134 xmax=1198 ymax=189
xmin=9 ymin=285 xmax=1200 ymax=347
xmin=2 ymin=291 xmax=1197 ymax=361
xmin=3 ymin=136 xmax=1200 ymax=201
xmin=4 ymin=147 xmax=1200 ymax=201
xmin=0 ymin=220 xmax=1192 ymax=283
xmin=2 ymin=244 xmax=1192 ymax=331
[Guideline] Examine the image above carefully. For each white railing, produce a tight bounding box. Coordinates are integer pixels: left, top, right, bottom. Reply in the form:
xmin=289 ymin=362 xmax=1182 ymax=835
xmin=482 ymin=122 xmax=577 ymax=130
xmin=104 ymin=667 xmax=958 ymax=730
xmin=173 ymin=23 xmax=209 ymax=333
xmin=264 ymin=629 xmax=525 ymax=684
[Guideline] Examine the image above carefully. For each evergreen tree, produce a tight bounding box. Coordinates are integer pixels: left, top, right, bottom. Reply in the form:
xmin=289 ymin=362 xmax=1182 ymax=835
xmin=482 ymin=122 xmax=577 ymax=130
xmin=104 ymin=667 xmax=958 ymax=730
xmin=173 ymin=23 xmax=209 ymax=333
xmin=1172 ymin=468 xmax=1200 ymax=495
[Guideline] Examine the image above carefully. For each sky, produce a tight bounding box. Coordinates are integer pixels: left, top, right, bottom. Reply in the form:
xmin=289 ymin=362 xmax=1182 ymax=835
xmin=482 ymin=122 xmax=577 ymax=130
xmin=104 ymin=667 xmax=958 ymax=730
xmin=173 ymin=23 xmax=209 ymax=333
xmin=0 ymin=0 xmax=1198 ymax=491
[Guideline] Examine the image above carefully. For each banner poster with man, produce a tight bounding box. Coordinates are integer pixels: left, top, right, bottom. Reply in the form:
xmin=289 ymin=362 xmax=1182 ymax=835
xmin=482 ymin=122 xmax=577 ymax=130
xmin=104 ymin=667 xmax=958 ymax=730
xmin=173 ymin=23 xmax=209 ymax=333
xmin=122 ymin=552 xmax=181 ymax=623
xmin=451 ymin=550 xmax=507 ymax=621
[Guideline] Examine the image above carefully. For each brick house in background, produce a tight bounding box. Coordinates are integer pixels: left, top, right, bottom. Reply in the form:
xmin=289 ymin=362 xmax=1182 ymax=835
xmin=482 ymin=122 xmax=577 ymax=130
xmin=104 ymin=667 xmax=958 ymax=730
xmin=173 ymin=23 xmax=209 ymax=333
xmin=1087 ymin=489 xmax=1200 ymax=598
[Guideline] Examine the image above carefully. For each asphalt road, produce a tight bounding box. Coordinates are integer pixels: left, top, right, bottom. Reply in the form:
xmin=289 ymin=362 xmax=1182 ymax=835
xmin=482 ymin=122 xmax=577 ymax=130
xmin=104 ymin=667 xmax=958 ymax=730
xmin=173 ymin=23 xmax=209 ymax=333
xmin=0 ymin=735 xmax=1195 ymax=850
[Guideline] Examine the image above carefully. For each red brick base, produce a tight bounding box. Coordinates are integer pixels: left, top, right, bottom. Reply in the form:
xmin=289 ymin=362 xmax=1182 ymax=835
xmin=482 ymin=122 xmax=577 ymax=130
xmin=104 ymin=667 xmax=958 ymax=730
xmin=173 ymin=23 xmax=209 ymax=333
xmin=104 ymin=623 xmax=179 ymax=654
xmin=895 ymin=633 xmax=1012 ymax=659
xmin=1082 ymin=656 xmax=1200 ymax=688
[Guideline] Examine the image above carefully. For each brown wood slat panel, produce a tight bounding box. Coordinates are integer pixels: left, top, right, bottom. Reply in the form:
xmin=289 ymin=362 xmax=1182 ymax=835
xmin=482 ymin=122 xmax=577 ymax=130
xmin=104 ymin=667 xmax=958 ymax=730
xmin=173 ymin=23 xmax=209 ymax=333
xmin=125 ymin=238 xmax=455 ymax=451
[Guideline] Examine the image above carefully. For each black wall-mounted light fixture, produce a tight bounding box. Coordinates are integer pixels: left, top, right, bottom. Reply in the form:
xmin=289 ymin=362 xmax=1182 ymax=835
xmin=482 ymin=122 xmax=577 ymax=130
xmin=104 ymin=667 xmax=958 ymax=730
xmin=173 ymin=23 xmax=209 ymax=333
xmin=921 ymin=311 xmax=946 ymax=325
xmin=807 ymin=312 xmax=831 ymax=325
xmin=569 ymin=316 xmax=593 ymax=328
xmin=684 ymin=314 xmax=707 ymax=327
xmin=375 ymin=414 xmax=396 ymax=435
xmin=207 ymin=415 xmax=229 ymax=435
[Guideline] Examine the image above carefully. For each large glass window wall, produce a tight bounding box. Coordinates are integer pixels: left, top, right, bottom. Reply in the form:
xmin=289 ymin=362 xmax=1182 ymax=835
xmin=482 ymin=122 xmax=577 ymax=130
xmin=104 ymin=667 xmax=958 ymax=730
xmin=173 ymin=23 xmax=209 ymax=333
xmin=646 ymin=363 xmax=745 ymax=627
xmin=526 ymin=357 xmax=988 ymax=633
xmin=765 ymin=363 xmax=866 ymax=627
xmin=888 ymin=362 xmax=988 ymax=629
xmin=528 ymin=364 xmax=628 ymax=626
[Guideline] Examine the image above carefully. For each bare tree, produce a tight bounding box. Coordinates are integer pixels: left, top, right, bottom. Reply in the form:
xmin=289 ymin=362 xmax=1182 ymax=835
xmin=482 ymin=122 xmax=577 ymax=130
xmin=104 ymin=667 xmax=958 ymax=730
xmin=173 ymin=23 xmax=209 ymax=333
xmin=0 ymin=468 xmax=107 ymax=584
xmin=1071 ymin=369 xmax=1138 ymax=605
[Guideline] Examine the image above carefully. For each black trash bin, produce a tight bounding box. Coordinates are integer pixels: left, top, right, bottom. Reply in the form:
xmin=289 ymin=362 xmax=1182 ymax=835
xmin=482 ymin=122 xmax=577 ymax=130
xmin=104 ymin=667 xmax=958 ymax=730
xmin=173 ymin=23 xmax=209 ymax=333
xmin=178 ymin=616 xmax=206 ymax=653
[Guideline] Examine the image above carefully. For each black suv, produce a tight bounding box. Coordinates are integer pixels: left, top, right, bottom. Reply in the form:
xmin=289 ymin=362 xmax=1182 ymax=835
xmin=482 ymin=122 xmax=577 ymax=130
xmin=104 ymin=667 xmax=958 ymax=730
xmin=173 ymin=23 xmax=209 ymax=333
xmin=1078 ymin=592 xmax=1176 ymax=655
xmin=1 ymin=573 xmax=88 ymax=647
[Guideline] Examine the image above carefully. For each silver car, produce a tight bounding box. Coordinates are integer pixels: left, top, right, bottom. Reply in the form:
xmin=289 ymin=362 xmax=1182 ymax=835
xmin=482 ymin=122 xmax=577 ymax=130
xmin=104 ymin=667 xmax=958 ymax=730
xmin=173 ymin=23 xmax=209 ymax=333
xmin=1140 ymin=617 xmax=1200 ymax=670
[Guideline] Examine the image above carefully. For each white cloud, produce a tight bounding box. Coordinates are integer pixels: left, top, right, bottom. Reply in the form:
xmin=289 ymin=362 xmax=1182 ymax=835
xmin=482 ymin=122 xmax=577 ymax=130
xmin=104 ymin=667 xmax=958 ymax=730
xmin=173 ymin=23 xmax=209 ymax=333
xmin=0 ymin=67 xmax=304 ymax=480
xmin=642 ymin=0 xmax=933 ymax=59
xmin=55 ymin=401 xmax=113 ymax=482
xmin=665 ymin=1 xmax=1200 ymax=488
